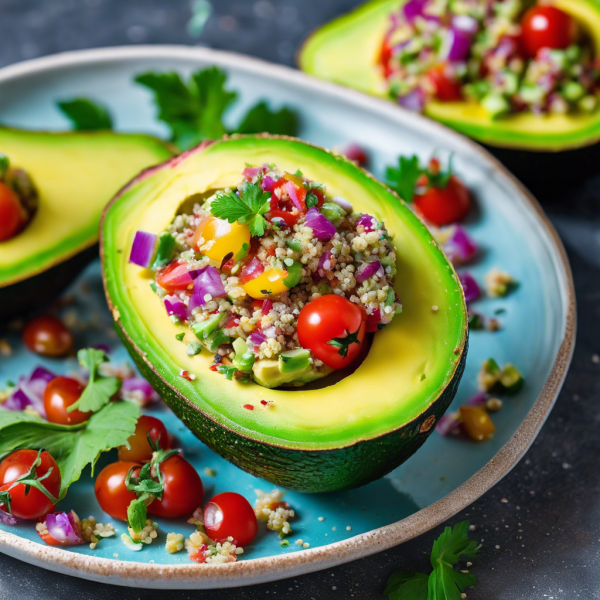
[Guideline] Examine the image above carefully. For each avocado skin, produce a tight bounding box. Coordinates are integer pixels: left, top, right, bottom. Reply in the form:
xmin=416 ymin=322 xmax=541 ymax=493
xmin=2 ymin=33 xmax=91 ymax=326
xmin=116 ymin=322 xmax=467 ymax=492
xmin=0 ymin=245 xmax=97 ymax=322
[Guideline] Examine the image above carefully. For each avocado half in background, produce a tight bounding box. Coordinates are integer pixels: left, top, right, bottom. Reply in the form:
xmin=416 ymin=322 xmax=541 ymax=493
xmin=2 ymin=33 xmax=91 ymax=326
xmin=0 ymin=127 xmax=173 ymax=320
xmin=101 ymin=134 xmax=468 ymax=492
xmin=299 ymin=0 xmax=600 ymax=192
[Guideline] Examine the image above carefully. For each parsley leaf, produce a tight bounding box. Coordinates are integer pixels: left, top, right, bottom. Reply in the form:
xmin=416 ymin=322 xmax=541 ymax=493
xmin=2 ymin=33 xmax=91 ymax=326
xmin=236 ymin=101 xmax=299 ymax=136
xmin=385 ymin=155 xmax=423 ymax=203
xmin=67 ymin=348 xmax=121 ymax=414
xmin=210 ymin=181 xmax=271 ymax=237
xmin=428 ymin=521 xmax=479 ymax=600
xmin=383 ymin=571 xmax=429 ymax=600
xmin=216 ymin=365 xmax=238 ymax=380
xmin=0 ymin=401 xmax=139 ymax=499
xmin=384 ymin=521 xmax=479 ymax=600
xmin=135 ymin=67 xmax=300 ymax=150
xmin=57 ymin=98 xmax=113 ymax=130
xmin=135 ymin=67 xmax=236 ymax=150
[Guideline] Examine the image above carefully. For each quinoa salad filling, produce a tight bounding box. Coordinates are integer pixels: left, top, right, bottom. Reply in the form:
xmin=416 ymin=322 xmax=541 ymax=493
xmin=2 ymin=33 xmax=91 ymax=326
xmin=130 ymin=164 xmax=401 ymax=387
xmin=381 ymin=0 xmax=599 ymax=118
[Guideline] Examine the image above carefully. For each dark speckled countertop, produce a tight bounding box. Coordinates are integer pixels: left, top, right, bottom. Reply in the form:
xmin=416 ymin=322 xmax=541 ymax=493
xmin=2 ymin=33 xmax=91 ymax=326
xmin=0 ymin=1 xmax=599 ymax=598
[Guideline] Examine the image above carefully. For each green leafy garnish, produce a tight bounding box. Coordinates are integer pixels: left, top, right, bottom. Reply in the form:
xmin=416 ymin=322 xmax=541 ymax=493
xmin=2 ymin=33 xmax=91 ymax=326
xmin=210 ymin=181 xmax=271 ymax=237
xmin=0 ymin=401 xmax=140 ymax=499
xmin=136 ymin=67 xmax=299 ymax=151
xmin=67 ymin=348 xmax=121 ymax=414
xmin=385 ymin=155 xmax=423 ymax=203
xmin=236 ymin=101 xmax=300 ymax=135
xmin=383 ymin=521 xmax=480 ymax=600
xmin=216 ymin=365 xmax=238 ymax=380
xmin=57 ymin=98 xmax=113 ymax=130
xmin=326 ymin=326 xmax=362 ymax=359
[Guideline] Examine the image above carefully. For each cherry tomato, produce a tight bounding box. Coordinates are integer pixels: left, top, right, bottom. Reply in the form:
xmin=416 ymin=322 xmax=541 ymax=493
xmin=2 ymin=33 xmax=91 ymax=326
xmin=191 ymin=216 xmax=250 ymax=263
xmin=414 ymin=176 xmax=471 ymax=226
xmin=297 ymin=295 xmax=367 ymax=370
xmin=520 ymin=5 xmax=578 ymax=58
xmin=148 ymin=455 xmax=204 ymax=518
xmin=203 ymin=492 xmax=257 ymax=546
xmin=43 ymin=376 xmax=90 ymax=425
xmin=0 ymin=182 xmax=23 ymax=242
xmin=94 ymin=461 xmax=140 ymax=521
xmin=427 ymin=64 xmax=463 ymax=101
xmin=0 ymin=450 xmax=60 ymax=520
xmin=156 ymin=261 xmax=194 ymax=294
xmin=22 ymin=315 xmax=73 ymax=357
xmin=118 ymin=415 xmax=170 ymax=463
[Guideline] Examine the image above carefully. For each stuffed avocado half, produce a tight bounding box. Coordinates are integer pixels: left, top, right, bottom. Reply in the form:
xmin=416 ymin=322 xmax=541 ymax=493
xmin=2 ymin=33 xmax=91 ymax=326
xmin=101 ymin=135 xmax=468 ymax=492
xmin=299 ymin=0 xmax=600 ymax=152
xmin=0 ymin=127 xmax=173 ymax=319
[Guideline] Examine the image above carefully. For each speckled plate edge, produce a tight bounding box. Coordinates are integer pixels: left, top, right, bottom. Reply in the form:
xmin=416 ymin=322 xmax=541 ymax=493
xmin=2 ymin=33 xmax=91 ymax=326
xmin=0 ymin=45 xmax=576 ymax=589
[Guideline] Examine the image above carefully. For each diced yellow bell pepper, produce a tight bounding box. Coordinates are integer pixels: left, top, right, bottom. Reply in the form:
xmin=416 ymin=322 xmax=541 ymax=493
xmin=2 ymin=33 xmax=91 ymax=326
xmin=242 ymin=268 xmax=289 ymax=299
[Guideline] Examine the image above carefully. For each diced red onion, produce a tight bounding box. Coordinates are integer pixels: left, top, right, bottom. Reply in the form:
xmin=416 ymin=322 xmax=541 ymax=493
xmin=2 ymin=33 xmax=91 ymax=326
xmin=452 ymin=14 xmax=478 ymax=35
xmin=242 ymin=166 xmax=262 ymax=180
xmin=239 ymin=257 xmax=264 ymax=284
xmin=356 ymin=260 xmax=381 ymax=283
xmin=263 ymin=325 xmax=277 ymax=339
xmin=261 ymin=175 xmax=276 ymax=193
xmin=164 ymin=294 xmax=188 ymax=321
xmin=262 ymin=299 xmax=273 ymax=315
xmin=129 ymin=230 xmax=157 ymax=268
xmin=29 ymin=366 xmax=57 ymax=384
xmin=286 ymin=181 xmax=304 ymax=211
xmin=248 ymin=331 xmax=267 ymax=346
xmin=443 ymin=225 xmax=478 ymax=264
xmin=403 ymin=0 xmax=427 ymax=22
xmin=4 ymin=366 xmax=56 ymax=416
xmin=317 ymin=251 xmax=333 ymax=277
xmin=458 ymin=272 xmax=481 ymax=303
xmin=304 ymin=207 xmax=336 ymax=241
xmin=45 ymin=511 xmax=84 ymax=545
xmin=189 ymin=267 xmax=226 ymax=311
xmin=331 ymin=196 xmax=353 ymax=213
xmin=398 ymin=88 xmax=426 ymax=112
xmin=120 ymin=376 xmax=159 ymax=404
xmin=0 ymin=509 xmax=19 ymax=526
xmin=356 ymin=213 xmax=378 ymax=232
xmin=466 ymin=391 xmax=488 ymax=407
xmin=436 ymin=411 xmax=461 ymax=436
xmin=443 ymin=27 xmax=472 ymax=62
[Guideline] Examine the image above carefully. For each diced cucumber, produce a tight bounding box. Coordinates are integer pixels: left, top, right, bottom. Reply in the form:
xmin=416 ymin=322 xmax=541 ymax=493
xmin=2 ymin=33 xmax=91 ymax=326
xmin=518 ymin=84 xmax=545 ymax=104
xmin=285 ymin=238 xmax=303 ymax=252
xmin=578 ymin=95 xmax=597 ymax=113
xmin=481 ymin=94 xmax=510 ymax=119
xmin=208 ymin=329 xmax=232 ymax=352
xmin=501 ymin=71 xmax=519 ymax=96
xmin=499 ymin=363 xmax=524 ymax=394
xmin=279 ymin=349 xmax=311 ymax=374
xmin=191 ymin=312 xmax=226 ymax=340
xmin=232 ymin=338 xmax=255 ymax=373
xmin=320 ymin=202 xmax=346 ymax=226
xmin=561 ymin=81 xmax=585 ymax=102
xmin=186 ymin=341 xmax=202 ymax=356
xmin=283 ymin=260 xmax=303 ymax=288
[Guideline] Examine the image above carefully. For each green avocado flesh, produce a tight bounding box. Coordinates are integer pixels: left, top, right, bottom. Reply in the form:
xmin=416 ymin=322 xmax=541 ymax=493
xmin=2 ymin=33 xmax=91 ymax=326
xmin=101 ymin=135 xmax=468 ymax=492
xmin=299 ymin=0 xmax=600 ymax=151
xmin=0 ymin=127 xmax=173 ymax=290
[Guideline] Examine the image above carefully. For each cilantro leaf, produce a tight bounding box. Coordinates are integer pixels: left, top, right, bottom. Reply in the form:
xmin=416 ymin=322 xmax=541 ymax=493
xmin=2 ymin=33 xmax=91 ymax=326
xmin=0 ymin=401 xmax=139 ymax=499
xmin=428 ymin=521 xmax=479 ymax=600
xmin=236 ymin=101 xmax=299 ymax=136
xmin=57 ymin=98 xmax=113 ymax=130
xmin=135 ymin=67 xmax=237 ymax=150
xmin=384 ymin=571 xmax=429 ymax=600
xmin=385 ymin=155 xmax=424 ymax=203
xmin=210 ymin=181 xmax=271 ymax=237
xmin=68 ymin=348 xmax=121 ymax=414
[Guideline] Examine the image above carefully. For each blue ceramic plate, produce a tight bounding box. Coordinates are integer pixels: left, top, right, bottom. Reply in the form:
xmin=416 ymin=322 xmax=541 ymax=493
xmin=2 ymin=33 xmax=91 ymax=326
xmin=0 ymin=47 xmax=575 ymax=589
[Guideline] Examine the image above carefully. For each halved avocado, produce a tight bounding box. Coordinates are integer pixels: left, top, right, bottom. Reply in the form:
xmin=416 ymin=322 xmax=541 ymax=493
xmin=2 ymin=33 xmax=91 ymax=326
xmin=101 ymin=135 xmax=468 ymax=492
xmin=299 ymin=0 xmax=600 ymax=152
xmin=0 ymin=127 xmax=173 ymax=320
